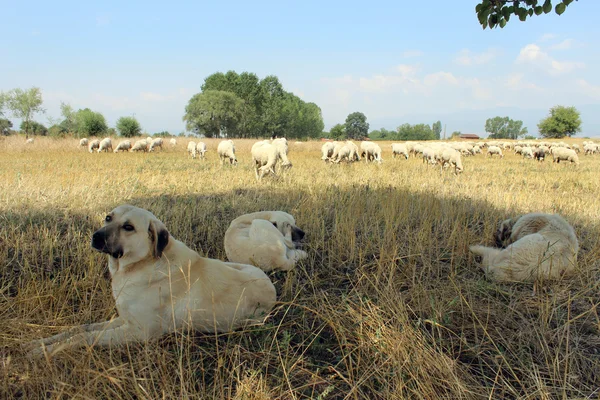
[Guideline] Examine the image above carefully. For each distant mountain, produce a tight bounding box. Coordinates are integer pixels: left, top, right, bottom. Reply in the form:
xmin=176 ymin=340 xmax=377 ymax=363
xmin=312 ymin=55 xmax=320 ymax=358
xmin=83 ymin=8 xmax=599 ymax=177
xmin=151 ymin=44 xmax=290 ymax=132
xmin=367 ymin=104 xmax=600 ymax=139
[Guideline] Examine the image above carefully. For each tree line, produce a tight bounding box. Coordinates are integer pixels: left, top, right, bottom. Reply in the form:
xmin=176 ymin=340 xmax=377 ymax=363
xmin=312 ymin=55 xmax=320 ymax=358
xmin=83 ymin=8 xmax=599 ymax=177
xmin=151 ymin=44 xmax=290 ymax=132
xmin=183 ymin=71 xmax=324 ymax=139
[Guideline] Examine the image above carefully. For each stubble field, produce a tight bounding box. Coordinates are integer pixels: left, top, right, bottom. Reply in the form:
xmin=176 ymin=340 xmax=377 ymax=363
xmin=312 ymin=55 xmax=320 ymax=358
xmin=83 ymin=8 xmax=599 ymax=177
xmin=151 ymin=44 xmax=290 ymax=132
xmin=1 ymin=135 xmax=599 ymax=399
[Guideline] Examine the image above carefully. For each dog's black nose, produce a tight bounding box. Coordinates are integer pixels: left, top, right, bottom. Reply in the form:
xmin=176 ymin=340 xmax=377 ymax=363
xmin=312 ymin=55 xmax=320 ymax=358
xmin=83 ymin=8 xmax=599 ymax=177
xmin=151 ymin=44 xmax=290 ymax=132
xmin=292 ymin=228 xmax=305 ymax=242
xmin=91 ymin=230 xmax=106 ymax=251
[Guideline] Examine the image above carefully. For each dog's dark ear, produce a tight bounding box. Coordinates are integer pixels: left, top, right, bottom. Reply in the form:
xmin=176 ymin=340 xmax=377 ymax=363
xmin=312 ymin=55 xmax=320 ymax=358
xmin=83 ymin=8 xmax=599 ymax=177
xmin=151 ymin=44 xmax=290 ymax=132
xmin=494 ymin=219 xmax=512 ymax=248
xmin=149 ymin=220 xmax=169 ymax=258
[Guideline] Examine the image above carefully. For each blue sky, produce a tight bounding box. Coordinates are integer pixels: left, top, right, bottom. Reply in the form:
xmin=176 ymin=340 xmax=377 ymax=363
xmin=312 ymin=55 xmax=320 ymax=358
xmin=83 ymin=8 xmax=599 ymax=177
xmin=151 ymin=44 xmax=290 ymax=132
xmin=1 ymin=0 xmax=599 ymax=136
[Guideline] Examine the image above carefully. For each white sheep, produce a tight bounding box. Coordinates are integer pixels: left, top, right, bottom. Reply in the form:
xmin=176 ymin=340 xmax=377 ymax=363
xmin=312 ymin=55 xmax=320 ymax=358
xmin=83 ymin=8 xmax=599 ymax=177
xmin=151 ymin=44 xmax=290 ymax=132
xmin=360 ymin=141 xmax=382 ymax=163
xmin=438 ymin=148 xmax=463 ymax=174
xmin=88 ymin=139 xmax=100 ymax=153
xmin=149 ymin=138 xmax=163 ymax=152
xmin=97 ymin=138 xmax=113 ymax=153
xmin=114 ymin=140 xmax=132 ymax=153
xmin=196 ymin=141 xmax=207 ymax=159
xmin=217 ymin=139 xmax=237 ymax=165
xmin=470 ymin=145 xmax=482 ymax=155
xmin=131 ymin=140 xmax=148 ymax=152
xmin=252 ymin=141 xmax=280 ymax=180
xmin=79 ymin=138 xmax=89 ymax=147
xmin=486 ymin=146 xmax=504 ymax=158
xmin=391 ymin=143 xmax=409 ymax=159
xmin=169 ymin=138 xmax=177 ymax=147
xmin=584 ymin=144 xmax=598 ymax=155
xmin=552 ymin=148 xmax=580 ymax=165
xmin=272 ymin=137 xmax=292 ymax=168
xmin=522 ymin=147 xmax=534 ymax=159
xmin=187 ymin=141 xmax=197 ymax=159
xmin=25 ymin=138 xmax=34 ymax=144
xmin=321 ymin=142 xmax=335 ymax=162
xmin=422 ymin=147 xmax=437 ymax=165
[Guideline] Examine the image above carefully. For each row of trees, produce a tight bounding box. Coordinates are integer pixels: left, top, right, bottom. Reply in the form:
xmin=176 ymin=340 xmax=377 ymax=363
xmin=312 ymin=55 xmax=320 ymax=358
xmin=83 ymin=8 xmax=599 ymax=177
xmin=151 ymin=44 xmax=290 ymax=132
xmin=484 ymin=106 xmax=581 ymax=139
xmin=369 ymin=121 xmax=443 ymax=141
xmin=183 ymin=71 xmax=324 ymax=139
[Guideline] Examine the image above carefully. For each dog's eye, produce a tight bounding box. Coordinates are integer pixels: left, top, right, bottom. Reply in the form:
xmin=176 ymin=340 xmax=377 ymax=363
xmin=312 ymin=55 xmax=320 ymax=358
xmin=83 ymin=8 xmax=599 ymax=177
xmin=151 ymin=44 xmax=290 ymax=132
xmin=122 ymin=224 xmax=135 ymax=232
xmin=105 ymin=215 xmax=112 ymax=222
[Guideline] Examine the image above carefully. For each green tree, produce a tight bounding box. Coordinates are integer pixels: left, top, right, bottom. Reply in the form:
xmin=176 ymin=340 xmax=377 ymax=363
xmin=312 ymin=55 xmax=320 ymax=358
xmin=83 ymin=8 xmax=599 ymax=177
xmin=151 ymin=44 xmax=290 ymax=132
xmin=183 ymin=90 xmax=244 ymax=137
xmin=396 ymin=123 xmax=435 ymax=140
xmin=0 ymin=118 xmax=13 ymax=135
xmin=330 ymin=124 xmax=346 ymax=140
xmin=0 ymin=92 xmax=6 ymax=117
xmin=369 ymin=128 xmax=395 ymax=140
xmin=345 ymin=112 xmax=369 ymax=140
xmin=74 ymin=108 xmax=108 ymax=137
xmin=5 ymin=87 xmax=45 ymax=138
xmin=537 ymin=105 xmax=581 ymax=138
xmin=48 ymin=124 xmax=68 ymax=137
xmin=153 ymin=131 xmax=171 ymax=137
xmin=485 ymin=116 xmax=527 ymax=139
xmin=450 ymin=131 xmax=462 ymax=139
xmin=476 ymin=0 xmax=577 ymax=30
xmin=116 ymin=116 xmax=142 ymax=137
xmin=432 ymin=121 xmax=442 ymax=140
xmin=20 ymin=120 xmax=47 ymax=136
xmin=59 ymin=102 xmax=77 ymax=133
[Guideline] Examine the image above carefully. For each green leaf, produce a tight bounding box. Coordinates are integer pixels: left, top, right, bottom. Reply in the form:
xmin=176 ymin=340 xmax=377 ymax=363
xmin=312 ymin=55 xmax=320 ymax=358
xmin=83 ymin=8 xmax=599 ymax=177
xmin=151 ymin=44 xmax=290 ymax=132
xmin=499 ymin=18 xmax=507 ymax=28
xmin=502 ymin=6 xmax=511 ymax=19
xmin=563 ymin=0 xmax=574 ymax=5
xmin=476 ymin=4 xmax=483 ymax=12
xmin=534 ymin=6 xmax=543 ymax=15
xmin=518 ymin=8 xmax=528 ymax=21
xmin=528 ymin=8 xmax=534 ymax=16
xmin=543 ymin=0 xmax=552 ymax=13
xmin=555 ymin=2 xmax=566 ymax=15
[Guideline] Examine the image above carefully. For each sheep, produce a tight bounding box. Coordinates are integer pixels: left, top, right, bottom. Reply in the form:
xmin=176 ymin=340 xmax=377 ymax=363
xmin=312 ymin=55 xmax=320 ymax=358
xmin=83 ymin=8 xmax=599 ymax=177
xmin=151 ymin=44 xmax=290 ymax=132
xmin=345 ymin=141 xmax=360 ymax=161
xmin=522 ymin=147 xmax=534 ymax=159
xmin=333 ymin=145 xmax=352 ymax=163
xmin=422 ymin=147 xmax=437 ymax=165
xmin=149 ymin=138 xmax=163 ymax=152
xmin=584 ymin=144 xmax=598 ymax=155
xmin=251 ymin=141 xmax=280 ymax=180
xmin=88 ymin=139 xmax=100 ymax=153
xmin=391 ymin=143 xmax=409 ymax=159
xmin=552 ymin=148 xmax=580 ymax=165
xmin=196 ymin=141 xmax=207 ymax=159
xmin=114 ymin=140 xmax=132 ymax=153
xmin=438 ymin=148 xmax=463 ymax=174
xmin=131 ymin=140 xmax=148 ymax=152
xmin=217 ymin=139 xmax=237 ymax=165
xmin=571 ymin=144 xmax=580 ymax=153
xmin=330 ymin=141 xmax=346 ymax=162
xmin=79 ymin=138 xmax=89 ymax=147
xmin=25 ymin=138 xmax=34 ymax=144
xmin=187 ymin=141 xmax=197 ymax=159
xmin=98 ymin=138 xmax=113 ymax=153
xmin=272 ymin=138 xmax=292 ymax=168
xmin=321 ymin=142 xmax=335 ymax=162
xmin=514 ymin=145 xmax=523 ymax=155
xmin=360 ymin=141 xmax=382 ymax=163
xmin=470 ymin=145 xmax=482 ymax=155
xmin=169 ymin=138 xmax=177 ymax=147
xmin=486 ymin=146 xmax=504 ymax=158
xmin=533 ymin=147 xmax=546 ymax=162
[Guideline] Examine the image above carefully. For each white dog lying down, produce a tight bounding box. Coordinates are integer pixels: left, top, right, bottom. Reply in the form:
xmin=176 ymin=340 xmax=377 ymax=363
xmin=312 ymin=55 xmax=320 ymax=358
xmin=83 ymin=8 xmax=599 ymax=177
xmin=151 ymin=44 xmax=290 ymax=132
xmin=470 ymin=213 xmax=579 ymax=282
xmin=224 ymin=211 xmax=307 ymax=272
xmin=28 ymin=205 xmax=276 ymax=357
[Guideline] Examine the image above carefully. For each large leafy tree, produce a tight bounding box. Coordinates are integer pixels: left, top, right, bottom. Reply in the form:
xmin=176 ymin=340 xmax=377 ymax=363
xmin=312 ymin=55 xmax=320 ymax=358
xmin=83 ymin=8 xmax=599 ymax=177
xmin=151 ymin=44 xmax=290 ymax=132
xmin=5 ymin=87 xmax=45 ymax=138
xmin=20 ymin=120 xmax=47 ymax=136
xmin=183 ymin=90 xmax=244 ymax=137
xmin=0 ymin=92 xmax=6 ymax=117
xmin=396 ymin=123 xmax=435 ymax=140
xmin=59 ymin=102 xmax=77 ymax=133
xmin=329 ymin=124 xmax=346 ymax=140
xmin=0 ymin=119 xmax=13 ymax=135
xmin=476 ymin=0 xmax=577 ymax=30
xmin=432 ymin=121 xmax=442 ymax=140
xmin=116 ymin=116 xmax=142 ymax=137
xmin=345 ymin=112 xmax=369 ymax=140
xmin=537 ymin=106 xmax=581 ymax=138
xmin=485 ymin=116 xmax=528 ymax=139
xmin=74 ymin=108 xmax=108 ymax=137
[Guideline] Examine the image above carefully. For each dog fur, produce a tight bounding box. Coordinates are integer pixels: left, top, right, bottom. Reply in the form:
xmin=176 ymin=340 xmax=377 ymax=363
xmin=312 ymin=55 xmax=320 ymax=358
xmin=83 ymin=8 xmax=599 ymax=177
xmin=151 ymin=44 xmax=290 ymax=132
xmin=224 ymin=211 xmax=307 ymax=272
xmin=470 ymin=213 xmax=579 ymax=282
xmin=28 ymin=205 xmax=276 ymax=357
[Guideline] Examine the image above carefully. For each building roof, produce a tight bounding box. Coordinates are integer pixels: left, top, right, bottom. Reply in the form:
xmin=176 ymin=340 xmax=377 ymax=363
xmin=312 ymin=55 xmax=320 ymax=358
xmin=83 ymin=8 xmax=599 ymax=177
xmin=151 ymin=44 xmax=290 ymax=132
xmin=459 ymin=134 xmax=480 ymax=139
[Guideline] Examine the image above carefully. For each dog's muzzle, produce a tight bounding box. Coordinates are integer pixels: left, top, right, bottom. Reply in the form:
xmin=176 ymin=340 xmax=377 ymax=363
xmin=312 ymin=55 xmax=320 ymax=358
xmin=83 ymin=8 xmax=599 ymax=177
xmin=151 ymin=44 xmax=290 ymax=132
xmin=92 ymin=228 xmax=123 ymax=259
xmin=292 ymin=227 xmax=305 ymax=242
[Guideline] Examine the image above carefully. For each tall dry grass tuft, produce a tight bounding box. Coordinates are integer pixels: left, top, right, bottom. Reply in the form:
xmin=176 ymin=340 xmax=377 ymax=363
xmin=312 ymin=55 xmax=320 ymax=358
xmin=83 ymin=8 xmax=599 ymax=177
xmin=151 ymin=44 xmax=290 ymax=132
xmin=1 ymin=136 xmax=599 ymax=398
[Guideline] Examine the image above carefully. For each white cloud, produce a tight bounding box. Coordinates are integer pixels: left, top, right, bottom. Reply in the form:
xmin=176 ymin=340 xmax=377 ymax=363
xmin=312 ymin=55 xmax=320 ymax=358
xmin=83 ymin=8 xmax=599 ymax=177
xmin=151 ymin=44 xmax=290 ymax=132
xmin=423 ymin=72 xmax=458 ymax=86
xmin=576 ymin=79 xmax=600 ymax=99
xmin=454 ymin=49 xmax=498 ymax=66
xmin=516 ymin=43 xmax=585 ymax=75
xmin=549 ymin=39 xmax=576 ymax=51
xmin=505 ymin=73 xmax=540 ymax=91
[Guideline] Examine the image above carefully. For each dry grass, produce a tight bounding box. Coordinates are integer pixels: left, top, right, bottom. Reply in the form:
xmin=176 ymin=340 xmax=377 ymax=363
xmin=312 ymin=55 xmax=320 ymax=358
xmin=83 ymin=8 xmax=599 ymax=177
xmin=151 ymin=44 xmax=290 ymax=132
xmin=1 ymin=135 xmax=599 ymax=399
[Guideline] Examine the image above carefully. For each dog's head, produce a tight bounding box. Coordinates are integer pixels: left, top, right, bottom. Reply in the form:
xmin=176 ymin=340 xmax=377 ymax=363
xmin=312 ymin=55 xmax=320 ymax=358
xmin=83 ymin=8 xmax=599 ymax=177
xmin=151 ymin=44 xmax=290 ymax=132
xmin=267 ymin=211 xmax=305 ymax=242
xmin=494 ymin=217 xmax=516 ymax=248
xmin=92 ymin=205 xmax=170 ymax=263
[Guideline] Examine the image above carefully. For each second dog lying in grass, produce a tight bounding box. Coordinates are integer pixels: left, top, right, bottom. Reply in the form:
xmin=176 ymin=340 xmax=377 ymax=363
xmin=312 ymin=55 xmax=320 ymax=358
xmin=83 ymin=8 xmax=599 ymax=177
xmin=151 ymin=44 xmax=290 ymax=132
xmin=470 ymin=213 xmax=579 ymax=283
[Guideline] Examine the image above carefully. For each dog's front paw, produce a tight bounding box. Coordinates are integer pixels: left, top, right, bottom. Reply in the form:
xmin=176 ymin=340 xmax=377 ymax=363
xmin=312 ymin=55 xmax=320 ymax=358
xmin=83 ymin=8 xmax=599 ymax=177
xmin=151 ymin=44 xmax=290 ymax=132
xmin=294 ymin=250 xmax=308 ymax=261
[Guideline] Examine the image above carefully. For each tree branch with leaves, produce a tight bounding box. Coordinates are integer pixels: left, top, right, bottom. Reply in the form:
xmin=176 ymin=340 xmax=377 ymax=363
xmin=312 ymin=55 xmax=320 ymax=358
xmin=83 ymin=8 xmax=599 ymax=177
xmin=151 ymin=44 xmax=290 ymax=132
xmin=476 ymin=0 xmax=577 ymax=29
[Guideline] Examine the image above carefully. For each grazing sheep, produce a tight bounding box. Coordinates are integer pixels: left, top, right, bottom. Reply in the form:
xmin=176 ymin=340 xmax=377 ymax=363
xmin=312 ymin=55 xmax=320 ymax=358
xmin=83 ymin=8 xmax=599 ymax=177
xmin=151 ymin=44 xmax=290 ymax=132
xmin=149 ymin=138 xmax=163 ymax=152
xmin=470 ymin=213 xmax=578 ymax=283
xmin=321 ymin=142 xmax=335 ymax=162
xmin=571 ymin=144 xmax=580 ymax=153
xmin=79 ymin=138 xmax=89 ymax=147
xmin=438 ymin=148 xmax=463 ymax=174
xmin=360 ymin=141 xmax=382 ymax=163
xmin=251 ymin=141 xmax=280 ymax=180
xmin=217 ymin=139 xmax=237 ymax=165
xmin=486 ymin=146 xmax=504 ymax=158
xmin=130 ymin=140 xmax=147 ymax=152
xmin=114 ymin=140 xmax=132 ymax=153
xmin=98 ymin=138 xmax=113 ymax=153
xmin=196 ymin=141 xmax=207 ymax=159
xmin=345 ymin=141 xmax=360 ymax=161
xmin=333 ymin=145 xmax=352 ymax=163
xmin=25 ymin=138 xmax=34 ymax=144
xmin=169 ymin=138 xmax=177 ymax=147
xmin=522 ymin=147 xmax=534 ymax=159
xmin=470 ymin=145 xmax=482 ymax=155
xmin=584 ymin=144 xmax=598 ymax=155
xmin=88 ymin=139 xmax=100 ymax=153
xmin=533 ymin=147 xmax=546 ymax=161
xmin=187 ymin=141 xmax=197 ymax=159
xmin=330 ymin=141 xmax=346 ymax=162
xmin=272 ymin=138 xmax=292 ymax=168
xmin=391 ymin=143 xmax=409 ymax=159
xmin=422 ymin=147 xmax=437 ymax=165
xmin=552 ymin=148 xmax=580 ymax=165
